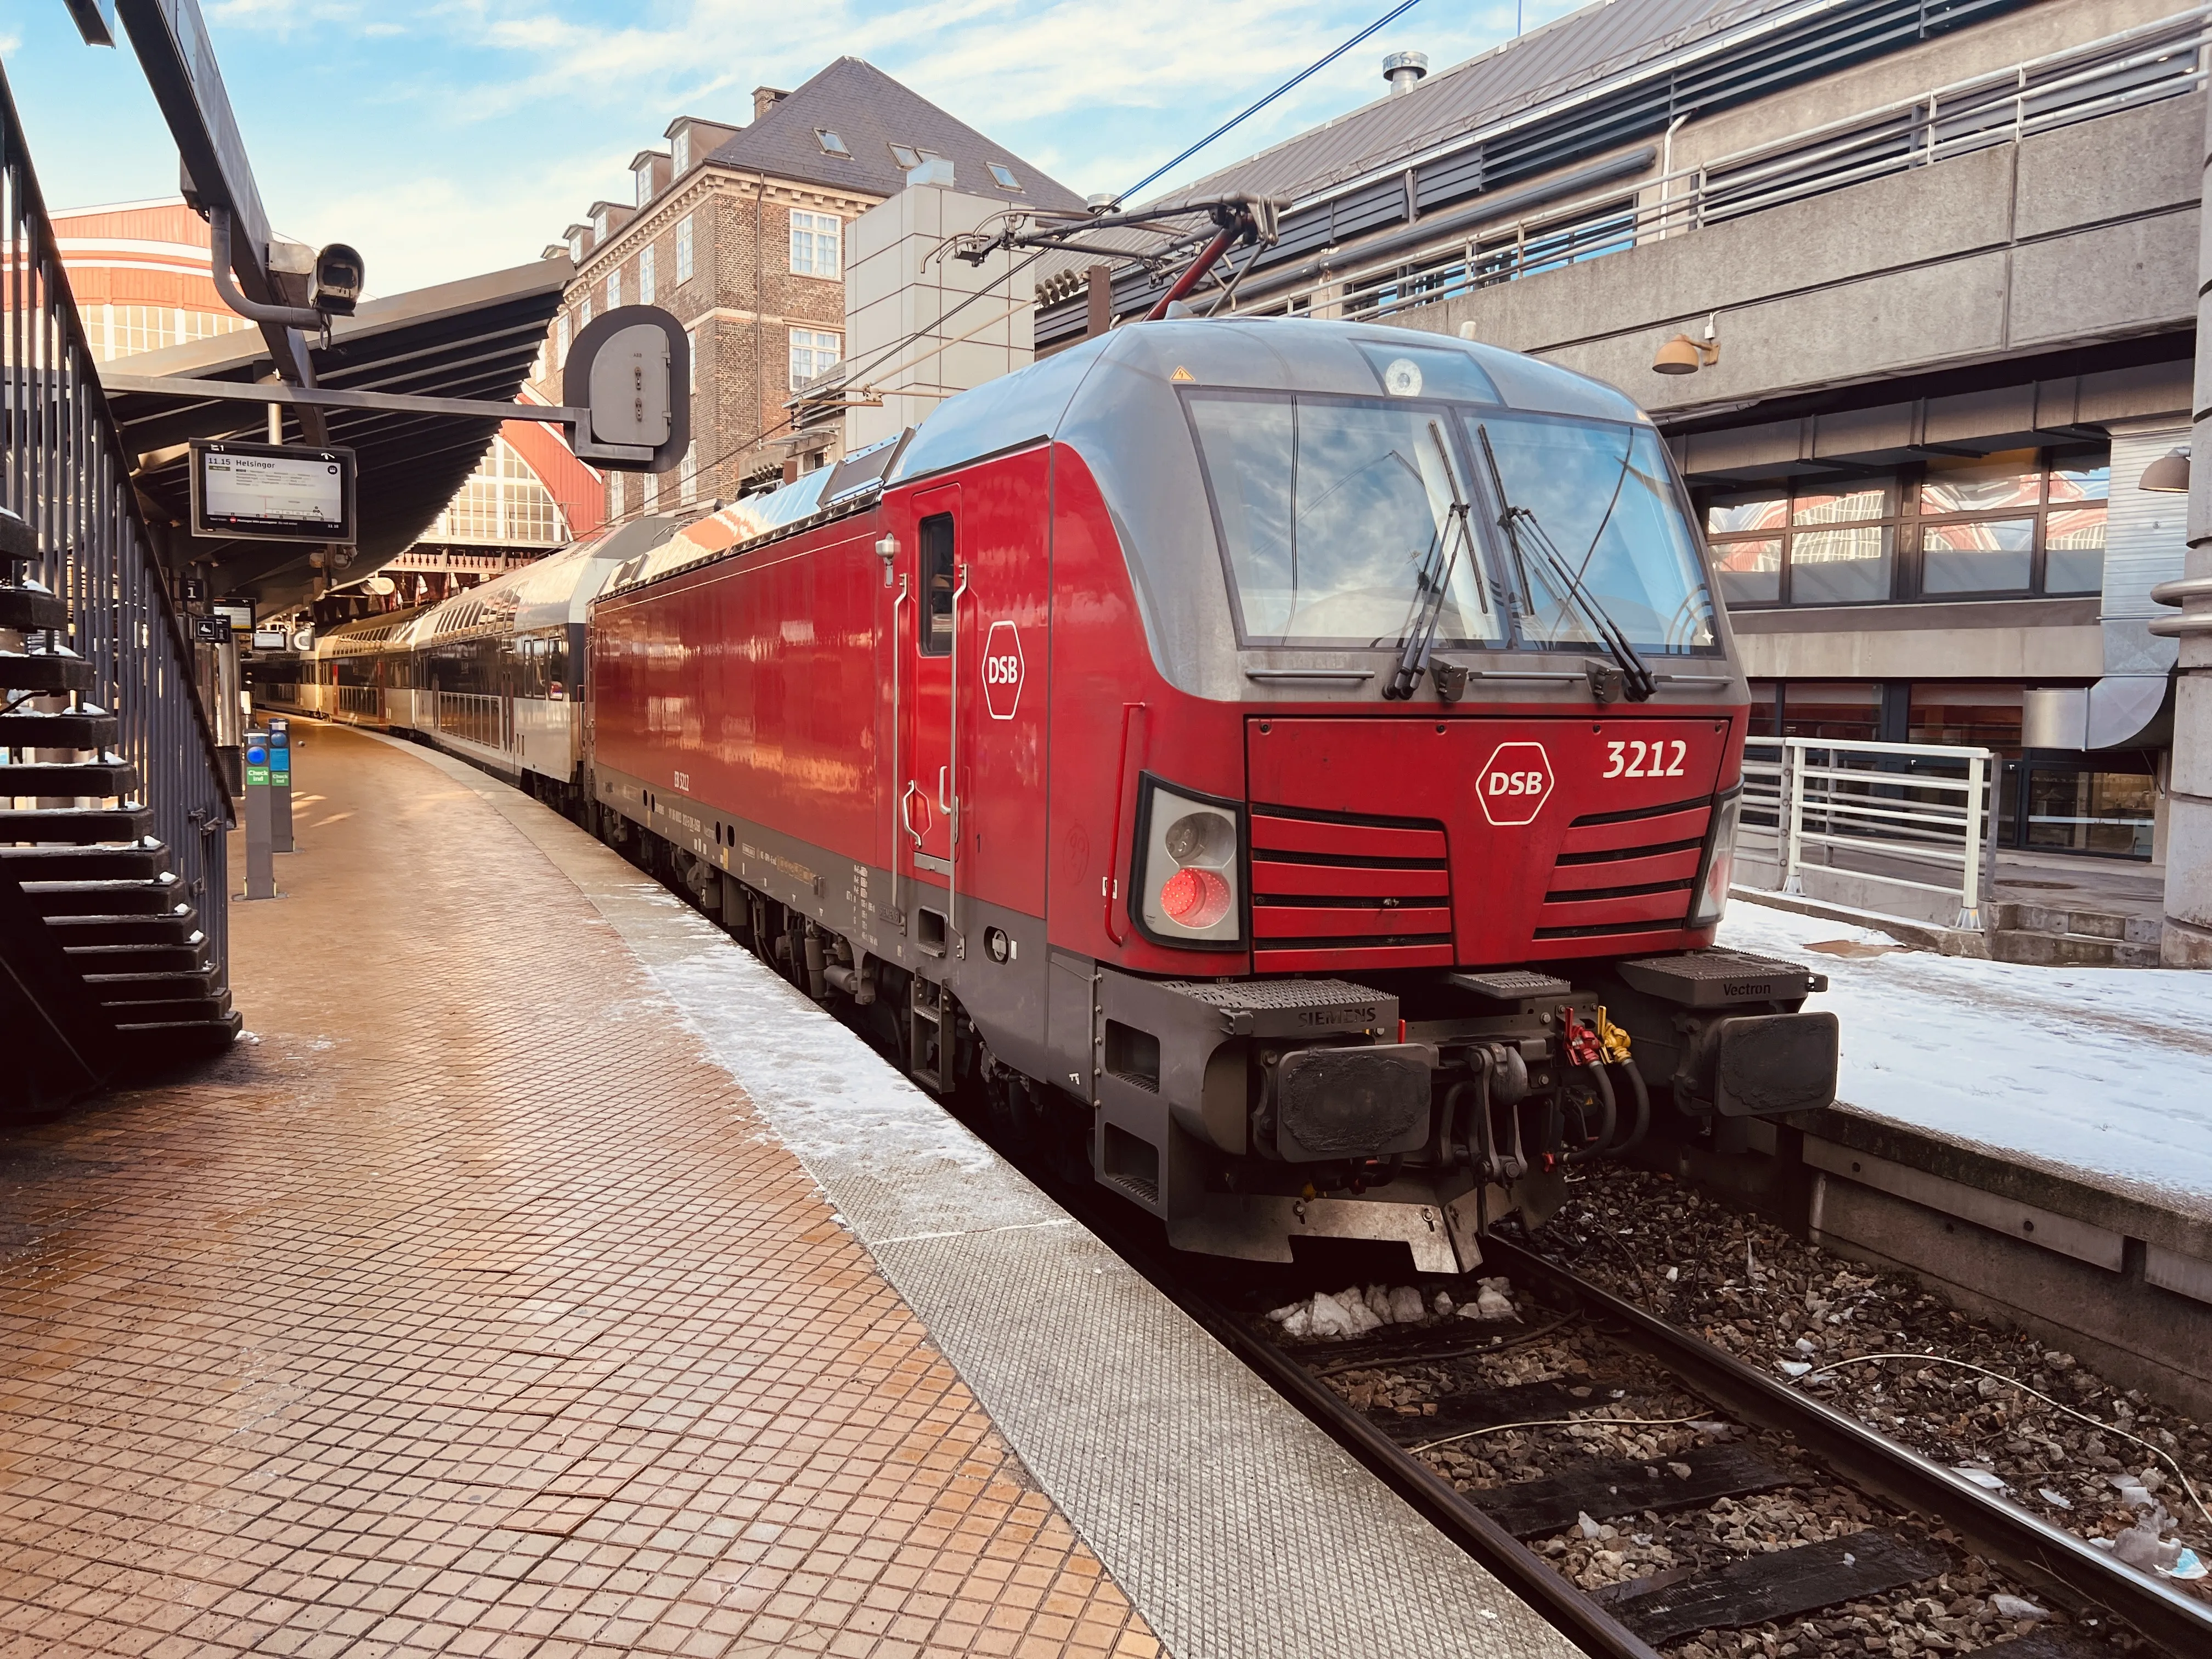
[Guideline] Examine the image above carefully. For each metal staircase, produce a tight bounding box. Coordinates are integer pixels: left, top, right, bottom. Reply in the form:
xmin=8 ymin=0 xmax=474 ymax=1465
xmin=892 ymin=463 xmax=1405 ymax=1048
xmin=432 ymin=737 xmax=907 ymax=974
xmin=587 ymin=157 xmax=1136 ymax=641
xmin=1 ymin=67 xmax=239 ymax=1117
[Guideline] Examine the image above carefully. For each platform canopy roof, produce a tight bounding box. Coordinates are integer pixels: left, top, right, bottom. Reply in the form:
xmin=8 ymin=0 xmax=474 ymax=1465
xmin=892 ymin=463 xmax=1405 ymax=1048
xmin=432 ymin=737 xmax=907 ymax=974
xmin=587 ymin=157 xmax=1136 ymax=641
xmin=100 ymin=253 xmax=575 ymax=615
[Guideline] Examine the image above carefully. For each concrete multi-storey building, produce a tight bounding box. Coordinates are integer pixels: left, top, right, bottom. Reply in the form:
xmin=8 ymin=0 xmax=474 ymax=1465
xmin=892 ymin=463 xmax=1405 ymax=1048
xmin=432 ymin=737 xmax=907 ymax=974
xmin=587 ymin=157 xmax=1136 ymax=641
xmin=1040 ymin=0 xmax=2212 ymax=962
xmin=540 ymin=58 xmax=1081 ymax=514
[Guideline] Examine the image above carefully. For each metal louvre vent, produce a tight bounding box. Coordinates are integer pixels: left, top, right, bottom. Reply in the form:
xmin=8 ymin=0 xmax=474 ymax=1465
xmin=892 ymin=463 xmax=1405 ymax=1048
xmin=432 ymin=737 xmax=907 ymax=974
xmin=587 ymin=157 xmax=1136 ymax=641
xmin=1248 ymin=804 xmax=1453 ymax=972
xmin=1534 ymin=797 xmax=1710 ymax=941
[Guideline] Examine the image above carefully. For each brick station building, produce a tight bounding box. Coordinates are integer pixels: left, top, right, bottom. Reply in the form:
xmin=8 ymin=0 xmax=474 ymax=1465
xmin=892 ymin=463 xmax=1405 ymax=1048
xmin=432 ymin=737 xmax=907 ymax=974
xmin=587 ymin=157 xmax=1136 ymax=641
xmin=540 ymin=58 xmax=1081 ymax=512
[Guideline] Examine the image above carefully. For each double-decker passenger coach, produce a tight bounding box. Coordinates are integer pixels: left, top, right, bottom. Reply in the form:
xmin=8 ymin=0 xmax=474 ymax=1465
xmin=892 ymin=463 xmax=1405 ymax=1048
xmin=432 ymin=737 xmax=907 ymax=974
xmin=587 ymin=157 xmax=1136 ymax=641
xmin=589 ymin=318 xmax=1839 ymax=1271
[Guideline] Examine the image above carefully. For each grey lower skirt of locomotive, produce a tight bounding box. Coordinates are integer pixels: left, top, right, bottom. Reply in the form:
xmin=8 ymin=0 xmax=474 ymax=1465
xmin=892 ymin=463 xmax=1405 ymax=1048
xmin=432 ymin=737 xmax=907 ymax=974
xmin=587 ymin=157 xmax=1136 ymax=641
xmin=1108 ymin=947 xmax=1837 ymax=1197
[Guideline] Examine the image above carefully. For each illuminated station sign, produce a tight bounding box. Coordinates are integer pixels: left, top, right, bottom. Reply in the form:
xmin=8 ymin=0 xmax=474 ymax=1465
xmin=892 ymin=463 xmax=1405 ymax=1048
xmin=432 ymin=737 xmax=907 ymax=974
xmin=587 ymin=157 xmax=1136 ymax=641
xmin=189 ymin=438 xmax=357 ymax=544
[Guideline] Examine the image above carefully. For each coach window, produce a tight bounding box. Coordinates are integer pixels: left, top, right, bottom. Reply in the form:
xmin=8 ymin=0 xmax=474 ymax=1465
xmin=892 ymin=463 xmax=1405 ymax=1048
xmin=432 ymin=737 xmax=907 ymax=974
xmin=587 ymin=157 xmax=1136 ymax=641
xmin=919 ymin=514 xmax=955 ymax=655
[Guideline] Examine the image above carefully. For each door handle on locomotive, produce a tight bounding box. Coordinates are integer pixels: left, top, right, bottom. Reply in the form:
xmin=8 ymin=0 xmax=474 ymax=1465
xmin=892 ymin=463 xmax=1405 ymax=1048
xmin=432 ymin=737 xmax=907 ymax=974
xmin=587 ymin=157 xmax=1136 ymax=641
xmin=900 ymin=779 xmax=926 ymax=848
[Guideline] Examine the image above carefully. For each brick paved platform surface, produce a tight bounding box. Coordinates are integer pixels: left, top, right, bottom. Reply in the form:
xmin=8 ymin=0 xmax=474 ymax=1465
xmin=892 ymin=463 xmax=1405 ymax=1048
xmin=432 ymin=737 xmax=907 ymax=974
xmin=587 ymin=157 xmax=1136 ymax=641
xmin=0 ymin=726 xmax=1155 ymax=1659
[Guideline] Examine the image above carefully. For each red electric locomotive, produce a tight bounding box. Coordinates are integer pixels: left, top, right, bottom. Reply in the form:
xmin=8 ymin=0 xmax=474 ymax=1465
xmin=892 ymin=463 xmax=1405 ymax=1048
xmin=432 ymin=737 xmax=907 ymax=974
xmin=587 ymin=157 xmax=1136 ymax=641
xmin=585 ymin=318 xmax=1836 ymax=1273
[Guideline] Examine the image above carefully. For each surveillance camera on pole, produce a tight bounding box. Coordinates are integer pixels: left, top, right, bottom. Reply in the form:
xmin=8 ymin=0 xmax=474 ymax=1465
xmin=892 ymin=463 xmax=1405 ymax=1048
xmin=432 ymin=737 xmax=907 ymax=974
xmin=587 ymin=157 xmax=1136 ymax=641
xmin=312 ymin=244 xmax=365 ymax=316
xmin=562 ymin=305 xmax=692 ymax=473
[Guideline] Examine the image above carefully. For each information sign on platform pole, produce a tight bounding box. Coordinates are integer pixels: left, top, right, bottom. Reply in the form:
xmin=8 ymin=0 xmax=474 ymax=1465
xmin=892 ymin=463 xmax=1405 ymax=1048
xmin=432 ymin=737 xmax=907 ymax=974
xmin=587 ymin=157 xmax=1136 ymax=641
xmin=189 ymin=438 xmax=357 ymax=544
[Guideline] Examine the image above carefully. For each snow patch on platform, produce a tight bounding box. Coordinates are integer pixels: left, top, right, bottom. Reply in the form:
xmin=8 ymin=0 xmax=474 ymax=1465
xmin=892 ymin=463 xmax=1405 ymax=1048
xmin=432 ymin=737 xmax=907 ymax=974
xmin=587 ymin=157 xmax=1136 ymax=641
xmin=1719 ymin=900 xmax=2212 ymax=1201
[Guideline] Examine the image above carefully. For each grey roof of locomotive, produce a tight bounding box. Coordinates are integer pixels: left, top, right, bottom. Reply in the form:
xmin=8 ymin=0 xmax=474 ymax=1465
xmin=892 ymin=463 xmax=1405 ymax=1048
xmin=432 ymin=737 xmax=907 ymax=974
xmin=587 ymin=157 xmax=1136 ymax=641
xmin=593 ymin=318 xmax=1726 ymax=704
xmin=891 ymin=318 xmax=1671 ymax=701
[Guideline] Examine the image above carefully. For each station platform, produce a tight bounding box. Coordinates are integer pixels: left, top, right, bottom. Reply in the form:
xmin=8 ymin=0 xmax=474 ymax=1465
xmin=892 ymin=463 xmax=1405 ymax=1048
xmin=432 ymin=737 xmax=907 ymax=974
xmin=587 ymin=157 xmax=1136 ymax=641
xmin=0 ymin=723 xmax=1567 ymax=1659
xmin=1715 ymin=896 xmax=2212 ymax=1206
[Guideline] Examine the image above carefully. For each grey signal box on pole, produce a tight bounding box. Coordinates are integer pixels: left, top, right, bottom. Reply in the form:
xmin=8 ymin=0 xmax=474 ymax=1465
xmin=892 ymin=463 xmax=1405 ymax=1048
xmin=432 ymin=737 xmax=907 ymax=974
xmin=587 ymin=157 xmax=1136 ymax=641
xmin=564 ymin=306 xmax=690 ymax=471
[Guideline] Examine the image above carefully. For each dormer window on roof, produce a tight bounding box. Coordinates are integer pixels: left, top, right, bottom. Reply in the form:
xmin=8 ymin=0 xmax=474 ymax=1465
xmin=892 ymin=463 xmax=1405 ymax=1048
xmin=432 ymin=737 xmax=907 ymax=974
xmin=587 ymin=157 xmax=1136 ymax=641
xmin=988 ymin=163 xmax=1021 ymax=191
xmin=816 ymin=129 xmax=850 ymax=157
xmin=593 ymin=209 xmax=609 ymax=239
xmin=635 ymin=165 xmax=655 ymax=208
xmin=568 ymin=232 xmax=585 ymax=261
xmin=672 ymin=131 xmax=690 ymax=175
xmin=889 ymin=143 xmax=921 ymax=170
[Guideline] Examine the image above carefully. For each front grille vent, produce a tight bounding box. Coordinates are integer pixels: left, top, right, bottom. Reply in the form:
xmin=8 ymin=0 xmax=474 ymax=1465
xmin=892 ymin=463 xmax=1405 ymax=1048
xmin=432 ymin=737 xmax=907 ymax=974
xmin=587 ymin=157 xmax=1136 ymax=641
xmin=1248 ymin=804 xmax=1452 ymax=972
xmin=1533 ymin=796 xmax=1710 ymax=941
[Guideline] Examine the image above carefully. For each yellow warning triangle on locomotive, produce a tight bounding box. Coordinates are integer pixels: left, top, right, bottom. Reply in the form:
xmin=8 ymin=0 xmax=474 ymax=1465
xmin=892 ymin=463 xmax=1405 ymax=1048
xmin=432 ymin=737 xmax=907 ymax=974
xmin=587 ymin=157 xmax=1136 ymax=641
xmin=1171 ymin=366 xmax=1195 ymax=382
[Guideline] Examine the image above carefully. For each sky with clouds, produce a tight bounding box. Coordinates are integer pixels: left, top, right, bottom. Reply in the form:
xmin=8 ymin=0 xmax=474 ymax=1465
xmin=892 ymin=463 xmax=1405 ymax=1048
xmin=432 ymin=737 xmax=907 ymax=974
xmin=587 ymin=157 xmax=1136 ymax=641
xmin=3 ymin=0 xmax=1584 ymax=296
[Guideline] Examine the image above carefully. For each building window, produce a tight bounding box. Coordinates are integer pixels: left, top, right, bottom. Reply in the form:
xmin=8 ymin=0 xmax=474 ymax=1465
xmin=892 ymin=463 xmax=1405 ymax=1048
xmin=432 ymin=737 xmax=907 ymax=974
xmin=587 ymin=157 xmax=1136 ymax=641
xmin=639 ymin=245 xmax=656 ymax=307
xmin=606 ymin=268 xmax=621 ymax=309
xmin=1702 ymin=448 xmax=2107 ymax=607
xmin=427 ymin=437 xmax=568 ymax=546
xmin=568 ymin=230 xmax=585 ymax=262
xmin=555 ymin=314 xmax=571 ymax=368
xmin=83 ymin=303 xmax=251 ymax=362
xmin=608 ymin=474 xmax=621 ymax=520
xmin=791 ymin=210 xmax=840 ymax=279
xmin=635 ymin=163 xmax=655 ymax=207
xmin=679 ymin=441 xmax=697 ymax=502
xmin=579 ymin=297 xmax=592 ymax=330
xmin=1788 ymin=484 xmax=1893 ymax=605
xmin=816 ymin=129 xmax=850 ymax=156
xmin=789 ymin=327 xmax=840 ymax=388
xmin=594 ymin=209 xmax=609 ymax=240
xmin=988 ymin=162 xmax=1021 ymax=191
xmin=889 ymin=143 xmax=921 ymax=170
xmin=685 ymin=325 xmax=698 ymax=393
xmin=675 ymin=213 xmax=693 ymax=284
xmin=673 ymin=129 xmax=690 ymax=176
xmin=1918 ymin=449 xmax=2107 ymax=596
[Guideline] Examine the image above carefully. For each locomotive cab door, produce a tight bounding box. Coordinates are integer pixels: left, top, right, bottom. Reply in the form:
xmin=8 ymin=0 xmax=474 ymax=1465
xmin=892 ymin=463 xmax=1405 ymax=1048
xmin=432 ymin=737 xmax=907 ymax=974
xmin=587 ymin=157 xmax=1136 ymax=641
xmin=899 ymin=495 xmax=961 ymax=938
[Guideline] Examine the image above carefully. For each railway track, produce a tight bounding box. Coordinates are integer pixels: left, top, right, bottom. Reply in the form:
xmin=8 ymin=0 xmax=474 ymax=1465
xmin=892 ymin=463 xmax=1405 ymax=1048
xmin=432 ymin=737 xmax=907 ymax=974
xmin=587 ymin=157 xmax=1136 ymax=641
xmin=1026 ymin=1161 xmax=2212 ymax=1659
xmin=596 ymin=833 xmax=2212 ymax=1659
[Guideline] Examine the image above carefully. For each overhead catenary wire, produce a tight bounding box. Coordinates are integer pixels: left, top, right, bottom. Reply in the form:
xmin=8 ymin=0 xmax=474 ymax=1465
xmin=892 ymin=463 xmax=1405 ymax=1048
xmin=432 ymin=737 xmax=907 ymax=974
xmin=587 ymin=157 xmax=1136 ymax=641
xmin=1113 ymin=0 xmax=1436 ymax=206
xmin=586 ymin=0 xmax=1444 ymax=536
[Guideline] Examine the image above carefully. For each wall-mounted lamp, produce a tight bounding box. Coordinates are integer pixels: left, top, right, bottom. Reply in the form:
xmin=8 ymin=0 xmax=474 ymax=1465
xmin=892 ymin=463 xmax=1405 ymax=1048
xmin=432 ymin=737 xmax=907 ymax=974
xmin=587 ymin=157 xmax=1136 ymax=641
xmin=2140 ymin=444 xmax=2191 ymax=493
xmin=1653 ymin=314 xmax=1720 ymax=376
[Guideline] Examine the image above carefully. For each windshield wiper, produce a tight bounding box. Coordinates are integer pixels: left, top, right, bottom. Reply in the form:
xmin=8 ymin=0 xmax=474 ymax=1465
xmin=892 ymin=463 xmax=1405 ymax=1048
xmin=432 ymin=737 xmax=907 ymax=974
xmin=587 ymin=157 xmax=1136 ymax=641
xmin=1474 ymin=422 xmax=1655 ymax=704
xmin=1384 ymin=422 xmax=1482 ymax=701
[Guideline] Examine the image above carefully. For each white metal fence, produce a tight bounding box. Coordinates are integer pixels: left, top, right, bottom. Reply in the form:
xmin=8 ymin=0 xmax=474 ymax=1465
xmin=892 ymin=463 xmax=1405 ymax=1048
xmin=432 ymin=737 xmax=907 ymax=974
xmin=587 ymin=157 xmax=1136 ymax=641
xmin=1737 ymin=737 xmax=1996 ymax=931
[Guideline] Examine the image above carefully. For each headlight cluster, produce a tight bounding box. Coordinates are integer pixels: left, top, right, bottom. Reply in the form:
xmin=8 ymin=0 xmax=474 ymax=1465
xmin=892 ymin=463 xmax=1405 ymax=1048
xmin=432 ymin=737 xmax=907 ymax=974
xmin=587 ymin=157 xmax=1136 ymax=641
xmin=1137 ymin=777 xmax=1244 ymax=947
xmin=1689 ymin=787 xmax=1742 ymax=928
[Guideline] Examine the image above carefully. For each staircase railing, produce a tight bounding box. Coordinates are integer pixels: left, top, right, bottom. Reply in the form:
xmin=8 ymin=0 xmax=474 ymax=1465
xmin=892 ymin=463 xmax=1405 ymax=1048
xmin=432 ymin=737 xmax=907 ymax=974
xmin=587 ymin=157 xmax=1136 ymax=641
xmin=1 ymin=60 xmax=236 ymax=1085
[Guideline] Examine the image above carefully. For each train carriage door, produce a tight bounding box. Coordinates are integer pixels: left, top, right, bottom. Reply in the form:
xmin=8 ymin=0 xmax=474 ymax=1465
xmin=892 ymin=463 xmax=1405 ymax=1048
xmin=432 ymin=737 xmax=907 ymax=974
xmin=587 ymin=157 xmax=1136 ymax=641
xmin=900 ymin=490 xmax=961 ymax=924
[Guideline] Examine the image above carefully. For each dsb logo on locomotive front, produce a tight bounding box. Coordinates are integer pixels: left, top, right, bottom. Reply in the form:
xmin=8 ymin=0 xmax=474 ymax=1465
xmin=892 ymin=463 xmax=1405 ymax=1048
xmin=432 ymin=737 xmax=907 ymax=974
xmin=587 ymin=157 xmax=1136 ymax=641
xmin=1477 ymin=741 xmax=1554 ymax=827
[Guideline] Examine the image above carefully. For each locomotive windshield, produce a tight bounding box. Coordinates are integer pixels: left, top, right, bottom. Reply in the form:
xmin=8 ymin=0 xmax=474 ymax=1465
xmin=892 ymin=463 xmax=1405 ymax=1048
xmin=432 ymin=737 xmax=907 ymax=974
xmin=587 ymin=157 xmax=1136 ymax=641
xmin=1186 ymin=391 xmax=1718 ymax=656
xmin=1469 ymin=412 xmax=1717 ymax=654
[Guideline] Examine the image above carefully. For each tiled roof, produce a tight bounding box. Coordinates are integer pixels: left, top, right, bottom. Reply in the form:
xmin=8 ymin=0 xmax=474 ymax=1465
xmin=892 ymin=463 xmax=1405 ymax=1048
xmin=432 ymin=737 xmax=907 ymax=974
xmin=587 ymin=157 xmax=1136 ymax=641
xmin=704 ymin=58 xmax=1086 ymax=211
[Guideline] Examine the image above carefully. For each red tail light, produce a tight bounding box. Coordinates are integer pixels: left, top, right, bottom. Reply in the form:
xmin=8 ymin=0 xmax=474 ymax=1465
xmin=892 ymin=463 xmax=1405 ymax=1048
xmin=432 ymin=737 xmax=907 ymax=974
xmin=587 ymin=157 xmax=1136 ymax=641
xmin=1133 ymin=775 xmax=1245 ymax=948
xmin=1160 ymin=865 xmax=1232 ymax=928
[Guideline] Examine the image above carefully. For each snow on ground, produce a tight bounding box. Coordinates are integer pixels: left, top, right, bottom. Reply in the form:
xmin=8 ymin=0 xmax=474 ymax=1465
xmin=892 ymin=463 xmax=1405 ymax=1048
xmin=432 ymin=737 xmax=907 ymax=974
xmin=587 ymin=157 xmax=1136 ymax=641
xmin=1714 ymin=899 xmax=2212 ymax=1205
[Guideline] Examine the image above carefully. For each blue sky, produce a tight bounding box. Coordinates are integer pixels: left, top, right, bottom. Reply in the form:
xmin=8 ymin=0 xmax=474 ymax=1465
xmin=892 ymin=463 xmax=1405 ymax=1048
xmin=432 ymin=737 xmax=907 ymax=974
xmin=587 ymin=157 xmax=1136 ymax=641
xmin=3 ymin=0 xmax=1579 ymax=296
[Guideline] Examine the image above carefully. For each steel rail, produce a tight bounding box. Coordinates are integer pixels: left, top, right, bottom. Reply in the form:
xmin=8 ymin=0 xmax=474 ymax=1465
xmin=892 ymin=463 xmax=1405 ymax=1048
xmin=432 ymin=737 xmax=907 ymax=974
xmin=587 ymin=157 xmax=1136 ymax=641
xmin=1031 ymin=1180 xmax=1661 ymax=1659
xmin=1485 ymin=1235 xmax=2212 ymax=1659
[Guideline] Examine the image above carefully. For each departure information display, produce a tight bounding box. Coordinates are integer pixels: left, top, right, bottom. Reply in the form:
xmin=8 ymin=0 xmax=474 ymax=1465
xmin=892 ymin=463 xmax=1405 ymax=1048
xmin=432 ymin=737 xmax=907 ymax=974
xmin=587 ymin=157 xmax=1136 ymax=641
xmin=190 ymin=439 xmax=357 ymax=544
